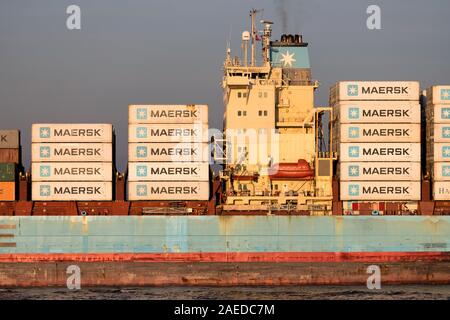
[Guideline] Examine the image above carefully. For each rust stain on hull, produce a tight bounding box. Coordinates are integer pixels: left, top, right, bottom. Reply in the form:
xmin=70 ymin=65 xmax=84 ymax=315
xmin=0 ymin=261 xmax=449 ymax=287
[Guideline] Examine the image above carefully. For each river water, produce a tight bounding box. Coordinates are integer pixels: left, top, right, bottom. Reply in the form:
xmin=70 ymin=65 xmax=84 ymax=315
xmin=0 ymin=285 xmax=449 ymax=300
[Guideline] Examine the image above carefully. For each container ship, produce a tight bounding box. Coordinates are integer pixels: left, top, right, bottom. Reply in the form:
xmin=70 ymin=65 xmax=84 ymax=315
xmin=0 ymin=11 xmax=449 ymax=287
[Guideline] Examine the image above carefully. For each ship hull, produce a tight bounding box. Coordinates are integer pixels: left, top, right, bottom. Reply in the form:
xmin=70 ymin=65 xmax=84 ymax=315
xmin=1 ymin=216 xmax=449 ymax=286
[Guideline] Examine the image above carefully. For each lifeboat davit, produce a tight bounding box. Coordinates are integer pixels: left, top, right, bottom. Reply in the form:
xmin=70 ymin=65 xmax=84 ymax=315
xmin=268 ymin=159 xmax=314 ymax=180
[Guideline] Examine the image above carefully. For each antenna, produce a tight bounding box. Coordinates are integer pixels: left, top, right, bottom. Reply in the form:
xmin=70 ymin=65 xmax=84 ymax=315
xmin=249 ymin=8 xmax=262 ymax=66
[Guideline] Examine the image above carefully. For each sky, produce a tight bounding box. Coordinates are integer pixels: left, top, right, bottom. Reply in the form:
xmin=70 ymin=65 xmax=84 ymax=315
xmin=0 ymin=0 xmax=449 ymax=170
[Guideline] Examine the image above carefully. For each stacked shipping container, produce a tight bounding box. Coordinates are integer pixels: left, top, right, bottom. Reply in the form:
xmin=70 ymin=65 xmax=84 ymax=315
xmin=127 ymin=105 xmax=210 ymax=200
xmin=425 ymin=85 xmax=450 ymax=200
xmin=331 ymin=81 xmax=421 ymax=204
xmin=0 ymin=130 xmax=20 ymax=201
xmin=31 ymin=124 xmax=114 ymax=201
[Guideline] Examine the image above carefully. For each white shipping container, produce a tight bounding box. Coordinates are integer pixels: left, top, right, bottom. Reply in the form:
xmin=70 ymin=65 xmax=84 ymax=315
xmin=331 ymin=81 xmax=420 ymax=102
xmin=339 ymin=162 xmax=421 ymax=181
xmin=32 ymin=143 xmax=113 ymax=162
xmin=432 ymin=163 xmax=450 ymax=181
xmin=340 ymin=181 xmax=421 ymax=201
xmin=128 ymin=162 xmax=209 ymax=181
xmin=32 ymin=124 xmax=113 ymax=143
xmin=425 ymin=105 xmax=450 ymax=123
xmin=339 ymin=124 xmax=420 ymax=143
xmin=128 ymin=143 xmax=210 ymax=162
xmin=129 ymin=105 xmax=208 ymax=124
xmin=128 ymin=124 xmax=209 ymax=143
xmin=433 ymin=181 xmax=450 ymax=200
xmin=339 ymin=143 xmax=421 ymax=162
xmin=32 ymin=182 xmax=113 ymax=201
xmin=333 ymin=101 xmax=420 ymax=123
xmin=432 ymin=124 xmax=450 ymax=143
xmin=128 ymin=181 xmax=209 ymax=201
xmin=426 ymin=86 xmax=450 ymax=105
xmin=31 ymin=162 xmax=113 ymax=182
xmin=433 ymin=143 xmax=450 ymax=162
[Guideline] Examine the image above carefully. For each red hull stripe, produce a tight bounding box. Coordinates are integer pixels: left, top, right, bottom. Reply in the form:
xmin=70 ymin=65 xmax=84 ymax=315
xmin=0 ymin=252 xmax=449 ymax=263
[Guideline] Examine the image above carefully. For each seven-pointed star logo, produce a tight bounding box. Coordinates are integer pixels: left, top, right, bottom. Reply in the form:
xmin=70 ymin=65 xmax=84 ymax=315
xmin=348 ymin=108 xmax=360 ymax=119
xmin=280 ymin=50 xmax=296 ymax=67
xmin=442 ymin=89 xmax=450 ymax=100
xmin=40 ymin=147 xmax=50 ymax=158
xmin=40 ymin=185 xmax=51 ymax=196
xmin=349 ymin=166 xmax=359 ymax=176
xmin=443 ymin=147 xmax=450 ymax=157
xmin=137 ymin=108 xmax=147 ymax=120
xmin=137 ymin=166 xmax=147 ymax=177
xmin=443 ymin=128 xmax=450 ymax=138
xmin=349 ymin=127 xmax=359 ymax=138
xmin=40 ymin=127 xmax=51 ymax=138
xmin=137 ymin=185 xmax=147 ymax=196
xmin=443 ymin=166 xmax=450 ymax=177
xmin=349 ymin=185 xmax=359 ymax=196
xmin=40 ymin=166 xmax=50 ymax=177
xmin=137 ymin=127 xmax=147 ymax=138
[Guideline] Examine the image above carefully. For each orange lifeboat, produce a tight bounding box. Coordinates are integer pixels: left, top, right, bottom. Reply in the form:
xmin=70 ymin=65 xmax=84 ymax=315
xmin=268 ymin=159 xmax=314 ymax=180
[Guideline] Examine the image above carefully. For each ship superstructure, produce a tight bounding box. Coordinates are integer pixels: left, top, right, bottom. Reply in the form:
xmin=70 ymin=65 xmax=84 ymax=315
xmin=217 ymin=11 xmax=334 ymax=214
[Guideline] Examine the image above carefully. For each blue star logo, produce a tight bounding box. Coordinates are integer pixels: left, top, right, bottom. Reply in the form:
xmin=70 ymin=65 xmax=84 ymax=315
xmin=39 ymin=185 xmax=51 ymax=197
xmin=348 ymin=185 xmax=360 ymax=196
xmin=348 ymin=127 xmax=360 ymax=139
xmin=136 ymin=127 xmax=148 ymax=139
xmin=39 ymin=165 xmax=51 ymax=177
xmin=39 ymin=127 xmax=51 ymax=138
xmin=136 ymin=165 xmax=148 ymax=177
xmin=441 ymin=108 xmax=450 ymax=119
xmin=347 ymin=84 xmax=358 ymax=96
xmin=348 ymin=107 xmax=360 ymax=120
xmin=442 ymin=146 xmax=450 ymax=158
xmin=441 ymin=89 xmax=450 ymax=101
xmin=137 ymin=185 xmax=148 ymax=196
xmin=442 ymin=165 xmax=450 ymax=177
xmin=442 ymin=127 xmax=450 ymax=139
xmin=348 ymin=146 xmax=360 ymax=158
xmin=136 ymin=146 xmax=148 ymax=158
xmin=136 ymin=108 xmax=148 ymax=120
xmin=348 ymin=165 xmax=360 ymax=177
xmin=39 ymin=146 xmax=51 ymax=158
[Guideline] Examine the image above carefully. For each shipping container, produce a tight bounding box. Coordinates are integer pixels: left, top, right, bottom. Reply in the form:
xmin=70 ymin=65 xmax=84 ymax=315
xmin=129 ymin=105 xmax=208 ymax=124
xmin=338 ymin=123 xmax=420 ymax=143
xmin=330 ymin=81 xmax=420 ymax=104
xmin=0 ymin=130 xmax=20 ymax=149
xmin=426 ymin=123 xmax=450 ymax=143
xmin=31 ymin=124 xmax=113 ymax=143
xmin=424 ymin=104 xmax=450 ymax=124
xmin=0 ymin=163 xmax=17 ymax=182
xmin=128 ymin=143 xmax=210 ymax=162
xmin=339 ymin=162 xmax=421 ymax=181
xmin=432 ymin=143 xmax=450 ymax=162
xmin=128 ymin=181 xmax=209 ymax=201
xmin=0 ymin=182 xmax=15 ymax=201
xmin=339 ymin=143 xmax=421 ymax=162
xmin=32 ymin=143 xmax=113 ymax=162
xmin=333 ymin=101 xmax=420 ymax=123
xmin=0 ymin=149 xmax=21 ymax=164
xmin=340 ymin=181 xmax=421 ymax=201
xmin=426 ymin=85 xmax=450 ymax=105
xmin=128 ymin=162 xmax=209 ymax=181
xmin=31 ymin=162 xmax=113 ymax=182
xmin=432 ymin=162 xmax=450 ymax=181
xmin=128 ymin=124 xmax=209 ymax=143
xmin=433 ymin=181 xmax=450 ymax=200
xmin=32 ymin=182 xmax=113 ymax=201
